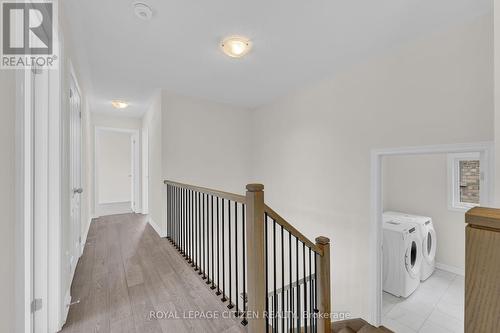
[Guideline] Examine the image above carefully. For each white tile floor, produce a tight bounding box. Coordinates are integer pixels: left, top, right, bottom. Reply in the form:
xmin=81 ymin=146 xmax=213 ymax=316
xmin=382 ymin=269 xmax=464 ymax=333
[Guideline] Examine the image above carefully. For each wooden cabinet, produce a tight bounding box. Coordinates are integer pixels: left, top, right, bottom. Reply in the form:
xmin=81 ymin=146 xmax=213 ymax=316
xmin=465 ymin=207 xmax=500 ymax=333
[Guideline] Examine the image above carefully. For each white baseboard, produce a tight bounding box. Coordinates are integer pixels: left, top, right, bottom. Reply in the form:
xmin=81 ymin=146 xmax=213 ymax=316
xmin=59 ymin=287 xmax=72 ymax=330
xmin=436 ymin=262 xmax=465 ymax=276
xmin=80 ymin=217 xmax=92 ymax=256
xmin=95 ymin=201 xmax=132 ymax=217
xmin=148 ymin=217 xmax=166 ymax=237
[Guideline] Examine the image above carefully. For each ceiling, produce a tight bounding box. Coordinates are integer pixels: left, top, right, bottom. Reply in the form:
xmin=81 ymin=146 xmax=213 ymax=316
xmin=63 ymin=0 xmax=491 ymax=117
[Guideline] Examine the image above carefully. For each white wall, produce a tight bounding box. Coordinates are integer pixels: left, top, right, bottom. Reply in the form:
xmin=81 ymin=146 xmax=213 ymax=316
xmin=0 ymin=70 xmax=16 ymax=333
xmin=383 ymin=154 xmax=465 ymax=272
xmin=250 ymin=14 xmax=493 ymax=320
xmin=162 ymin=91 xmax=252 ymax=194
xmin=96 ymin=130 xmax=132 ymax=203
xmin=142 ymin=91 xmax=252 ymax=236
xmin=142 ymin=92 xmax=163 ymax=234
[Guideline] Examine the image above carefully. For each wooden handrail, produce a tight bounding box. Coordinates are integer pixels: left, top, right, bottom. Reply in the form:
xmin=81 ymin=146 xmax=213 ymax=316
xmin=164 ymin=180 xmax=246 ymax=203
xmin=164 ymin=180 xmax=331 ymax=333
xmin=265 ymin=204 xmax=324 ymax=256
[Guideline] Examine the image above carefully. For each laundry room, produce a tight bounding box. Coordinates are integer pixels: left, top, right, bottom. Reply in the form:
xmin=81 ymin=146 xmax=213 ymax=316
xmin=379 ymin=150 xmax=490 ymax=333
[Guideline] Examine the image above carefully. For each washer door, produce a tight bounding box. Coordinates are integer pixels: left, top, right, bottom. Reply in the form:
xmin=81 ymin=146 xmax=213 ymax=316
xmin=422 ymin=228 xmax=437 ymax=264
xmin=405 ymin=239 xmax=422 ymax=279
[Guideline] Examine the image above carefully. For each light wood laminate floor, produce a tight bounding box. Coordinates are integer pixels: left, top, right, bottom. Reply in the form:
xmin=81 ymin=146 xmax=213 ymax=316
xmin=61 ymin=213 xmax=246 ymax=333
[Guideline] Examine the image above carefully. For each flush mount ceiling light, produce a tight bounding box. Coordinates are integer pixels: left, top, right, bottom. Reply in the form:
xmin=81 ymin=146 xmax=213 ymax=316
xmin=111 ymin=100 xmax=129 ymax=109
xmin=220 ymin=36 xmax=252 ymax=58
xmin=133 ymin=2 xmax=153 ymax=20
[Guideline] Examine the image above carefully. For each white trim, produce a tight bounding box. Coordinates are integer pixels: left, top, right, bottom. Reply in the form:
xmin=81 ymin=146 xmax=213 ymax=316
xmin=80 ymin=217 xmax=92 ymax=256
xmin=435 ymin=262 xmax=465 ymax=277
xmin=447 ymin=152 xmax=486 ymax=212
xmin=47 ymin=60 xmax=62 ymax=333
xmin=370 ymin=141 xmax=494 ymax=326
xmin=61 ymin=285 xmax=72 ymax=330
xmin=148 ymin=218 xmax=166 ymax=238
xmin=95 ymin=202 xmax=133 ymax=217
xmin=15 ymin=69 xmax=32 ymax=333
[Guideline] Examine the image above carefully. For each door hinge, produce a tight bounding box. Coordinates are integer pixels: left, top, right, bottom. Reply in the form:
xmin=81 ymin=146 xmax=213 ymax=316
xmin=31 ymin=298 xmax=42 ymax=313
xmin=31 ymin=68 xmax=42 ymax=75
xmin=79 ymin=236 xmax=81 ymax=244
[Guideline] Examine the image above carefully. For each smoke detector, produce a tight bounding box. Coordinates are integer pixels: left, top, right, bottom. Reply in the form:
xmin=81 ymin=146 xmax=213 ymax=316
xmin=133 ymin=2 xmax=153 ymax=20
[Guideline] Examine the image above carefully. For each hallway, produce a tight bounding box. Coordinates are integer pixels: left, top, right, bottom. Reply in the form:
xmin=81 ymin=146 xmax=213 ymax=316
xmin=61 ymin=214 xmax=245 ymax=333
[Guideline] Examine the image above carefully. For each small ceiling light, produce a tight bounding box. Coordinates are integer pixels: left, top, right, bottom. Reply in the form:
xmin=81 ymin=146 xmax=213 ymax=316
xmin=133 ymin=2 xmax=153 ymax=20
xmin=221 ymin=36 xmax=252 ymax=58
xmin=111 ymin=100 xmax=129 ymax=109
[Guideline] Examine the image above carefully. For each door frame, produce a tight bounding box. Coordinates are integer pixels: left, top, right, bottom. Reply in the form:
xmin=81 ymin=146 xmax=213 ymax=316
xmin=14 ymin=66 xmax=62 ymax=333
xmin=369 ymin=141 xmax=494 ymax=326
xmin=94 ymin=127 xmax=140 ymax=216
xmin=141 ymin=128 xmax=149 ymax=214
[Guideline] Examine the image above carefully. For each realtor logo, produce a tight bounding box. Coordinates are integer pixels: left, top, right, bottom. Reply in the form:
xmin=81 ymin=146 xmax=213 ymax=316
xmin=1 ymin=1 xmax=58 ymax=69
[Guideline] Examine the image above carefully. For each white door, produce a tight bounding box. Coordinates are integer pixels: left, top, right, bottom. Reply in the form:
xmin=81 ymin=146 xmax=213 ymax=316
xmin=69 ymin=76 xmax=82 ymax=261
xmin=32 ymin=68 xmax=49 ymax=333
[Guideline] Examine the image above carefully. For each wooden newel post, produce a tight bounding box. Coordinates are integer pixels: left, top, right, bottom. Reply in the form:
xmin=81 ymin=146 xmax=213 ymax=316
xmin=316 ymin=236 xmax=331 ymax=333
xmin=245 ymin=184 xmax=266 ymax=333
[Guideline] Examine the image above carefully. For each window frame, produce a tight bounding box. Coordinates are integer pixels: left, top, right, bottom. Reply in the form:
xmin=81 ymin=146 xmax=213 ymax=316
xmin=447 ymin=152 xmax=483 ymax=212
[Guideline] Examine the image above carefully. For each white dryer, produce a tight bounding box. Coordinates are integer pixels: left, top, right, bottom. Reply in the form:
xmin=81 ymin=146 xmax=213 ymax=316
xmin=382 ymin=219 xmax=422 ymax=298
xmin=384 ymin=211 xmax=436 ymax=281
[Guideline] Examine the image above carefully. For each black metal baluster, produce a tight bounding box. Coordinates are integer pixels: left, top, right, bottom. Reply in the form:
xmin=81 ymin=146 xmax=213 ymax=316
xmin=234 ymin=201 xmax=239 ymax=314
xmin=241 ymin=204 xmax=248 ymax=326
xmin=309 ymin=248 xmax=312 ymax=332
xmin=176 ymin=187 xmax=179 ymax=248
xmin=191 ymin=190 xmax=194 ymax=264
xmin=198 ymin=193 xmax=203 ymax=275
xmin=296 ymin=238 xmax=300 ymax=333
xmin=265 ymin=213 xmax=269 ymax=332
xmin=227 ymin=201 xmax=233 ymax=308
xmin=191 ymin=191 xmax=197 ymax=270
xmin=216 ymin=197 xmax=221 ymax=296
xmin=166 ymin=185 xmax=170 ymax=239
xmin=202 ymin=193 xmax=206 ymax=278
xmin=196 ymin=191 xmax=199 ymax=267
xmin=281 ymin=225 xmax=285 ymax=333
xmin=221 ymin=199 xmax=227 ymax=302
xmin=273 ymin=220 xmax=277 ymax=333
xmin=314 ymin=253 xmax=318 ymax=332
xmin=174 ymin=186 xmax=177 ymax=247
xmin=182 ymin=188 xmax=185 ymax=253
xmin=186 ymin=190 xmax=192 ymax=264
xmin=303 ymin=243 xmax=307 ymax=333
xmin=211 ymin=196 xmax=216 ymax=289
xmin=289 ymin=232 xmax=293 ymax=332
xmin=184 ymin=188 xmax=187 ymax=256
xmin=204 ymin=194 xmax=209 ymax=282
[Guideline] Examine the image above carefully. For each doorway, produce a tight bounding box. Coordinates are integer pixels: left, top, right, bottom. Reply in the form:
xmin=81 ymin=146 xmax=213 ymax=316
xmin=370 ymin=142 xmax=494 ymax=329
xmin=94 ymin=127 xmax=140 ymax=217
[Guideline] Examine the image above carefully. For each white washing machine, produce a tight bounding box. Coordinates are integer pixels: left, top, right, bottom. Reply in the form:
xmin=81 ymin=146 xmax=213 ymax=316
xmin=382 ymin=219 xmax=422 ymax=298
xmin=384 ymin=211 xmax=436 ymax=281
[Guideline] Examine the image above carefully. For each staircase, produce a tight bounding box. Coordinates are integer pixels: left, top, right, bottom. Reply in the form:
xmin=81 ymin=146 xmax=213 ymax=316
xmin=164 ymin=180 xmax=389 ymax=333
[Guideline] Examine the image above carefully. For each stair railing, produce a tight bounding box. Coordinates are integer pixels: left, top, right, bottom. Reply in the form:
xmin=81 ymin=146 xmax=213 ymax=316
xmin=164 ymin=181 xmax=331 ymax=333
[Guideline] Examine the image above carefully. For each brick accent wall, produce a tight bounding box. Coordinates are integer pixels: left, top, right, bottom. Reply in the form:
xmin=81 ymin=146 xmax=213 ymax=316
xmin=459 ymin=160 xmax=480 ymax=204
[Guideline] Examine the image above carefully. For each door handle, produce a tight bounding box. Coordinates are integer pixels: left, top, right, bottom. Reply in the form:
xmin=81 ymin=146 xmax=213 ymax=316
xmin=73 ymin=188 xmax=83 ymax=194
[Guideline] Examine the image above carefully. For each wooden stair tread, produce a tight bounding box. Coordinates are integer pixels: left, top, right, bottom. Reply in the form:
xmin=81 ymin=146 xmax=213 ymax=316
xmin=331 ymin=318 xmax=393 ymax=333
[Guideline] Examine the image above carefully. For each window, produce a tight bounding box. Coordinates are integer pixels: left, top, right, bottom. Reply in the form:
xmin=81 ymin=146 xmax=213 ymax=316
xmin=448 ymin=153 xmax=481 ymax=211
